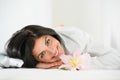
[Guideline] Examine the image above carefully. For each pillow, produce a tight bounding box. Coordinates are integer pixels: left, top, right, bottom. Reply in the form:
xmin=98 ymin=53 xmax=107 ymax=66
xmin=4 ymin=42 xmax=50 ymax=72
xmin=0 ymin=52 xmax=23 ymax=68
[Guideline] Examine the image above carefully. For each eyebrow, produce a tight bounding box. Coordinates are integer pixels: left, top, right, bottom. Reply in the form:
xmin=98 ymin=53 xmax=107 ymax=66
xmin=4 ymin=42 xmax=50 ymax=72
xmin=37 ymin=36 xmax=47 ymax=59
xmin=45 ymin=36 xmax=47 ymax=45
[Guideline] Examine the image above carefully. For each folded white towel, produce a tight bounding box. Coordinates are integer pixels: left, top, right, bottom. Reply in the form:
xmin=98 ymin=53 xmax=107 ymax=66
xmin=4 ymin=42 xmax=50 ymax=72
xmin=0 ymin=53 xmax=23 ymax=68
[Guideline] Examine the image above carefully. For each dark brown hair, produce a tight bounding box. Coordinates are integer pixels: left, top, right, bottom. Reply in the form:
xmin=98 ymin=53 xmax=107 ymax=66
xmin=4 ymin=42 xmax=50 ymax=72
xmin=6 ymin=25 xmax=66 ymax=68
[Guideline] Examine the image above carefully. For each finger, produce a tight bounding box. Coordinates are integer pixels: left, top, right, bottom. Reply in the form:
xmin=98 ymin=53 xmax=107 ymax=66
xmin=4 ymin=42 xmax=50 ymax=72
xmin=49 ymin=65 xmax=61 ymax=69
xmin=36 ymin=60 xmax=63 ymax=69
xmin=36 ymin=62 xmax=51 ymax=69
xmin=48 ymin=61 xmax=63 ymax=69
xmin=36 ymin=62 xmax=59 ymax=69
xmin=50 ymin=58 xmax=61 ymax=63
xmin=49 ymin=60 xmax=63 ymax=67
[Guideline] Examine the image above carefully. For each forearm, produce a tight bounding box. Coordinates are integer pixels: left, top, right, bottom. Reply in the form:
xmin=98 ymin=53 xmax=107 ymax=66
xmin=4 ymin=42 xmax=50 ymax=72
xmin=87 ymin=42 xmax=120 ymax=69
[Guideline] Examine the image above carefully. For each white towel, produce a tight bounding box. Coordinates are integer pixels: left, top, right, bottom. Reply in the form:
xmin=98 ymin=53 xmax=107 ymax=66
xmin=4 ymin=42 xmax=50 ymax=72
xmin=0 ymin=53 xmax=23 ymax=68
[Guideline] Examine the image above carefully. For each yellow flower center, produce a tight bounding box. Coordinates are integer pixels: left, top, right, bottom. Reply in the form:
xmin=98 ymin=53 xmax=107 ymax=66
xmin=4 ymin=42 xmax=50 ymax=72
xmin=68 ymin=56 xmax=81 ymax=67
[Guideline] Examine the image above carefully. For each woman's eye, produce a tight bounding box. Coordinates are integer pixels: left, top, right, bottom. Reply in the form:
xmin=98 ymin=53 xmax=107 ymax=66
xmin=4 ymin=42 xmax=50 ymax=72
xmin=40 ymin=51 xmax=45 ymax=58
xmin=46 ymin=39 xmax=50 ymax=46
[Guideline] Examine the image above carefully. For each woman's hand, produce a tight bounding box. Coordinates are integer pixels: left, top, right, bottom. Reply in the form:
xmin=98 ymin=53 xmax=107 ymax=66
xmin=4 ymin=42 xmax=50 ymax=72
xmin=36 ymin=60 xmax=63 ymax=69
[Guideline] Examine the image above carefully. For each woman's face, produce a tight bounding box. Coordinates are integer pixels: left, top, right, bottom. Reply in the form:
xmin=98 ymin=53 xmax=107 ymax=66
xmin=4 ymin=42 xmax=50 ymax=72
xmin=32 ymin=35 xmax=65 ymax=63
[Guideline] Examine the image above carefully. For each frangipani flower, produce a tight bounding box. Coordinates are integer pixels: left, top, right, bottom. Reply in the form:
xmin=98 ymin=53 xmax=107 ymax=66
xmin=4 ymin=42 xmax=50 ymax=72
xmin=59 ymin=50 xmax=90 ymax=71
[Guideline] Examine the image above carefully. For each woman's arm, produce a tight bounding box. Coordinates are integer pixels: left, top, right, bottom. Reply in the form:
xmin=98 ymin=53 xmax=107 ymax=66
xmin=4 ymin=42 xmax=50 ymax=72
xmin=53 ymin=26 xmax=120 ymax=69
xmin=87 ymin=41 xmax=120 ymax=69
xmin=36 ymin=60 xmax=63 ymax=69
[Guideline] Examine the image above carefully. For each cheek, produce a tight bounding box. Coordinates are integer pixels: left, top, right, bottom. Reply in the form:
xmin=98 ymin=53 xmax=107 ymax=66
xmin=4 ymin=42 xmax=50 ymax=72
xmin=40 ymin=54 xmax=53 ymax=63
xmin=51 ymin=39 xmax=58 ymax=48
xmin=57 ymin=43 xmax=65 ymax=54
xmin=40 ymin=57 xmax=51 ymax=63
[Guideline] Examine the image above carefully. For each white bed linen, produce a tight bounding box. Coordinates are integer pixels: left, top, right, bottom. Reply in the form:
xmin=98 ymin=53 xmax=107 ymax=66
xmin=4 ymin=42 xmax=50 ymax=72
xmin=0 ymin=69 xmax=120 ymax=80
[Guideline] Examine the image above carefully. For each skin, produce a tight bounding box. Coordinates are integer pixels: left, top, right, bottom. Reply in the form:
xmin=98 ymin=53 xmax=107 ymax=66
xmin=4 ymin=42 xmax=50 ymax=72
xmin=32 ymin=35 xmax=65 ymax=69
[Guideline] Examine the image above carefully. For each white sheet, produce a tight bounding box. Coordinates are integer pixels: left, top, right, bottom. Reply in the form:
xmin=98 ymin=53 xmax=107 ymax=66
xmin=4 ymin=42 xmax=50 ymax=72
xmin=0 ymin=69 xmax=120 ymax=80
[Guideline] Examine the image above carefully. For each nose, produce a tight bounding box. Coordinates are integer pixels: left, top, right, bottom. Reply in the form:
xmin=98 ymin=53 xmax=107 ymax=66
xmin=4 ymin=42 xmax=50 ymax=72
xmin=47 ymin=47 xmax=56 ymax=57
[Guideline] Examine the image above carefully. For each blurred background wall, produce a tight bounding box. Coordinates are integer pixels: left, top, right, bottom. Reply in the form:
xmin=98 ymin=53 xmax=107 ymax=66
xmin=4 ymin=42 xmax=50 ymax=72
xmin=52 ymin=0 xmax=120 ymax=52
xmin=0 ymin=0 xmax=51 ymax=51
xmin=0 ymin=0 xmax=120 ymax=52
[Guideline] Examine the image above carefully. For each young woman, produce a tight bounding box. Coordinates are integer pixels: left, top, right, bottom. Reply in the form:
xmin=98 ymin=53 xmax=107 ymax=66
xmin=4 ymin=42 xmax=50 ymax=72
xmin=6 ymin=25 xmax=120 ymax=69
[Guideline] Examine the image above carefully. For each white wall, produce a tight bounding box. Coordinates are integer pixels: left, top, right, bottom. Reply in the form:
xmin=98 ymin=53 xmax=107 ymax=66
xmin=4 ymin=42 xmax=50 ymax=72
xmin=52 ymin=0 xmax=120 ymax=52
xmin=52 ymin=0 xmax=105 ymax=43
xmin=1 ymin=0 xmax=119 ymax=52
xmin=102 ymin=0 xmax=120 ymax=52
xmin=0 ymin=0 xmax=51 ymax=51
